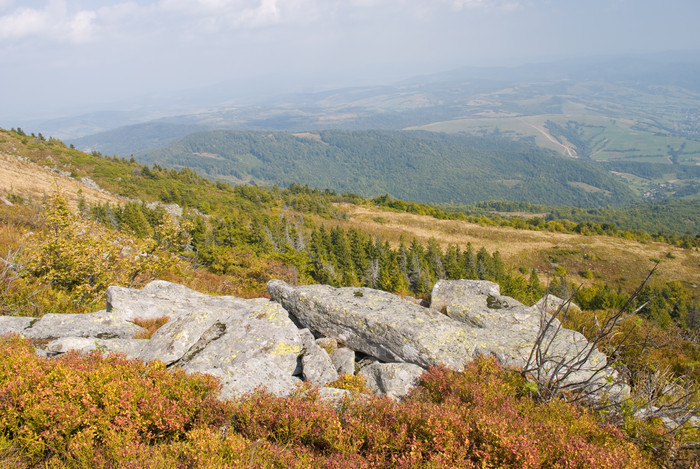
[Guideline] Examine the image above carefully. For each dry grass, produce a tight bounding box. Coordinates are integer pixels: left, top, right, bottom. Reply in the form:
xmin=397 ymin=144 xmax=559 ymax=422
xmin=324 ymin=204 xmax=700 ymax=289
xmin=0 ymin=151 xmax=122 ymax=209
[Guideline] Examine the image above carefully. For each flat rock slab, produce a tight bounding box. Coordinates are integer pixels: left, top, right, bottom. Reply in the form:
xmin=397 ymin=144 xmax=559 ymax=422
xmin=175 ymin=298 xmax=302 ymax=374
xmin=133 ymin=293 xmax=304 ymax=399
xmin=0 ymin=316 xmax=34 ymax=335
xmin=46 ymin=337 xmax=147 ymax=359
xmin=268 ymin=280 xmax=476 ymax=370
xmin=24 ymin=310 xmax=145 ymax=340
xmin=107 ymin=280 xmax=250 ymax=321
xmin=194 ymin=359 xmax=303 ymax=400
xmin=109 ymin=281 xmax=304 ymax=396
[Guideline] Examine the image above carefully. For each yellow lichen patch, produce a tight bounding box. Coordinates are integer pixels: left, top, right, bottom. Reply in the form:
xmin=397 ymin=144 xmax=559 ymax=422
xmin=257 ymin=305 xmax=289 ymax=326
xmin=266 ymin=310 xmax=284 ymax=325
xmin=271 ymin=342 xmax=301 ymax=357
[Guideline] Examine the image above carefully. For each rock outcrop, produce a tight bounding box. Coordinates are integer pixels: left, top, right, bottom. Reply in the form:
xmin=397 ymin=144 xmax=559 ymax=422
xmin=430 ymin=279 xmax=611 ymax=393
xmin=267 ymin=280 xmax=477 ymax=370
xmin=299 ymin=328 xmax=338 ymax=386
xmin=1 ymin=278 xmax=624 ymax=402
xmin=24 ymin=310 xmax=145 ymax=340
xmin=270 ymin=279 xmax=617 ymax=400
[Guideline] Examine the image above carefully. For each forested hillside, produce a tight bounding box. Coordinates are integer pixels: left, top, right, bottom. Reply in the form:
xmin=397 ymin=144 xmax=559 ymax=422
xmin=137 ymin=129 xmax=635 ymax=207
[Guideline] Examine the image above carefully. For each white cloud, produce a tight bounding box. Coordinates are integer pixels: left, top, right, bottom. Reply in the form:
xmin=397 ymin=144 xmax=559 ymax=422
xmin=157 ymin=0 xmax=321 ymax=29
xmin=450 ymin=0 xmax=522 ymax=11
xmin=66 ymin=9 xmax=96 ymax=42
xmin=0 ymin=0 xmax=97 ymax=43
xmin=452 ymin=0 xmax=485 ymax=9
xmin=0 ymin=0 xmax=14 ymax=12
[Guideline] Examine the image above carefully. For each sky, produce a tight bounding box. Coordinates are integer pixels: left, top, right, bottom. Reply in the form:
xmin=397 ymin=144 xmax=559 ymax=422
xmin=1 ymin=0 xmax=699 ymax=123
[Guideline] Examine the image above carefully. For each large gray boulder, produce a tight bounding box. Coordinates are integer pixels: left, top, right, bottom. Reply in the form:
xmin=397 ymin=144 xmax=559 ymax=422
xmin=136 ymin=292 xmax=304 ymax=398
xmin=431 ymin=279 xmax=613 ymax=397
xmin=106 ymin=280 xmax=249 ymax=321
xmin=24 ymin=310 xmax=145 ymax=340
xmin=201 ymin=359 xmax=302 ymax=400
xmin=0 ymin=316 xmax=34 ymax=335
xmin=45 ymin=337 xmax=147 ymax=359
xmin=431 ymin=279 xmax=501 ymax=314
xmin=38 ymin=281 xmax=307 ymax=399
xmin=268 ymin=279 xmax=616 ymax=400
xmin=268 ymin=280 xmax=477 ymax=370
xmin=138 ymin=308 xmax=222 ymax=365
xmin=431 ymin=279 xmax=538 ymax=329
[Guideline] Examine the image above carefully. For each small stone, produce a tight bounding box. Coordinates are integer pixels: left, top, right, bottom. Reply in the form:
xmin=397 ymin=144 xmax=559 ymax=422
xmin=299 ymin=329 xmax=338 ymax=386
xmin=330 ymin=347 xmax=356 ymax=375
xmin=359 ymin=362 xmax=425 ymax=400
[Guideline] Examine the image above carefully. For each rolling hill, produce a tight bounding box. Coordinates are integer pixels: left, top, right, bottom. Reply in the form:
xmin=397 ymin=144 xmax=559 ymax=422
xmin=136 ymin=129 xmax=636 ymax=207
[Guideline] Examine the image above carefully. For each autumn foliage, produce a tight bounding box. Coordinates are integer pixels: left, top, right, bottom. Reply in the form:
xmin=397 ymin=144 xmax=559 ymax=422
xmin=0 ymin=335 xmax=654 ymax=468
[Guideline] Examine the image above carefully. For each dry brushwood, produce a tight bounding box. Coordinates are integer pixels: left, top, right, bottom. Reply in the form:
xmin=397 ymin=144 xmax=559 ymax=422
xmin=518 ymin=267 xmax=657 ymax=404
xmin=516 ymin=264 xmax=699 ymax=460
xmin=0 ymin=246 xmax=38 ymax=316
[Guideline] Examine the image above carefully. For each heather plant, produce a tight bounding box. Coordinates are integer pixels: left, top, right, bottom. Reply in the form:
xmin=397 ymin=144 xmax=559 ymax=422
xmin=231 ymin=357 xmax=654 ymax=468
xmin=132 ymin=315 xmax=170 ymax=339
xmin=0 ymin=336 xmax=656 ymax=467
xmin=0 ymin=335 xmax=231 ymax=467
xmin=326 ymin=373 xmax=373 ymax=394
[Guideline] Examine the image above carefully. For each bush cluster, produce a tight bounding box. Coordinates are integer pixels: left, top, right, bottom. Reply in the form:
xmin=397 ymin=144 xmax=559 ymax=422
xmin=0 ymin=336 xmax=654 ymax=468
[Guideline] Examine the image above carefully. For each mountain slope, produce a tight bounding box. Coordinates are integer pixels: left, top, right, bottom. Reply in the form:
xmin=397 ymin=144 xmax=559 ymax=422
xmin=137 ymin=129 xmax=635 ymax=207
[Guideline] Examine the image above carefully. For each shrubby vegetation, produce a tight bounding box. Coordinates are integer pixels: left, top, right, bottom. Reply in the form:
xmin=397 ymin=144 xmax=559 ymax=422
xmin=0 ymin=336 xmax=655 ymax=468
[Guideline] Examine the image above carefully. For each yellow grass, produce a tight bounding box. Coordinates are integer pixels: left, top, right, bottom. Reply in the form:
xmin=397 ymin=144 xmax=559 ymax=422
xmin=0 ymin=151 xmax=122 ymax=209
xmin=323 ymin=204 xmax=700 ymax=289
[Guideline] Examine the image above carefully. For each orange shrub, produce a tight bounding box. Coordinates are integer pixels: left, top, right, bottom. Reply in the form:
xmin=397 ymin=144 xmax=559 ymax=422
xmin=0 ymin=335 xmax=656 ymax=468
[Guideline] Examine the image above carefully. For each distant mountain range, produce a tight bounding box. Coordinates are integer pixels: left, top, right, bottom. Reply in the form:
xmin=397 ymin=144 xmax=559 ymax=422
xmin=36 ymin=52 xmax=700 ymax=206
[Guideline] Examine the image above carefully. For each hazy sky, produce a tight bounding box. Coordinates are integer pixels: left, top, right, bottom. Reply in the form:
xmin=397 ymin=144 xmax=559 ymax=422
xmin=1 ymin=0 xmax=699 ymax=122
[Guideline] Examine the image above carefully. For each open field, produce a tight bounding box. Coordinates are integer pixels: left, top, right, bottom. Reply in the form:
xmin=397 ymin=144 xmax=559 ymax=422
xmin=323 ymin=204 xmax=700 ymax=290
xmin=410 ymin=114 xmax=700 ymax=165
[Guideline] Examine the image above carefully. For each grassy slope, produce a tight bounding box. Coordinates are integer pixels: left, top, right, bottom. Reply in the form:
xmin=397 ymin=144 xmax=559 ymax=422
xmin=0 ymin=140 xmax=122 ymax=208
xmin=319 ymin=203 xmax=700 ymax=293
xmin=1 ymin=127 xmax=697 ymax=296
